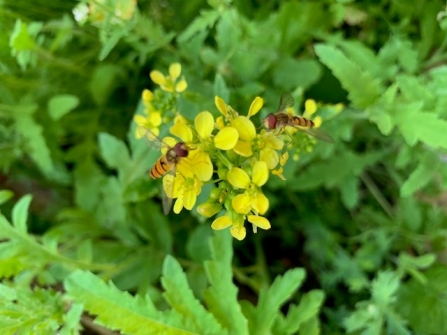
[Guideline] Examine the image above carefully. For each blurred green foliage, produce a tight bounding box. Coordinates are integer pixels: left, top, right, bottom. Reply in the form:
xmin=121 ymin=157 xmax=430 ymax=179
xmin=2 ymin=0 xmax=447 ymax=333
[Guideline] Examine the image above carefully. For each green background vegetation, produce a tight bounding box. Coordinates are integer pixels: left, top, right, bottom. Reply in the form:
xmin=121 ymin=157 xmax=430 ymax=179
xmin=2 ymin=0 xmax=447 ymax=334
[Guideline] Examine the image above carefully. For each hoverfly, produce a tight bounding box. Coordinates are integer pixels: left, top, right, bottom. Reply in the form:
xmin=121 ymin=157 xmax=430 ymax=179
xmin=263 ymin=93 xmax=334 ymax=143
xmin=138 ymin=126 xmax=191 ymax=214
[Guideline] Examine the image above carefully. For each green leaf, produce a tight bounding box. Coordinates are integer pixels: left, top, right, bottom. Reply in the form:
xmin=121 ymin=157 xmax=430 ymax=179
xmin=89 ymin=64 xmax=122 ymax=106
xmin=400 ymin=152 xmax=439 ymax=197
xmin=252 ymin=268 xmax=305 ymax=334
xmin=397 ymin=265 xmax=447 ymax=334
xmin=186 ymin=225 xmax=212 ymax=263
xmin=47 ymin=94 xmax=79 ymax=120
xmin=9 ymin=19 xmax=36 ymax=51
xmin=98 ymin=133 xmax=131 ymax=171
xmin=64 ymin=270 xmax=197 ymax=334
xmin=314 ymin=44 xmax=383 ymax=108
xmin=203 ymin=232 xmax=248 ymax=335
xmin=273 ymin=57 xmax=322 ymax=91
xmin=0 ymin=190 xmax=14 ymax=205
xmin=161 ymin=255 xmax=226 ymax=335
xmin=213 ymin=74 xmax=230 ymax=102
xmin=340 ymin=175 xmax=358 ymax=209
xmin=12 ymin=194 xmax=32 ymax=233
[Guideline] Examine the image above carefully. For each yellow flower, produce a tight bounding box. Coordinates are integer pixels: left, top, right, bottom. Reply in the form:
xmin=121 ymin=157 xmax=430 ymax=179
xmin=150 ymin=63 xmax=188 ymax=93
xmin=134 ymin=112 xmax=162 ymax=138
xmin=163 ymin=173 xmax=201 ymax=214
xmin=227 ymin=161 xmax=270 ymax=216
xmin=258 ymin=132 xmax=284 ymax=169
xmin=211 ymin=214 xmax=247 ymax=241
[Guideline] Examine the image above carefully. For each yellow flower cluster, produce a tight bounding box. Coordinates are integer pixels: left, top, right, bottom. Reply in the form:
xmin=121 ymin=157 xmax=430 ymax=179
xmin=136 ymin=63 xmax=337 ymax=240
xmin=134 ymin=63 xmax=187 ymax=138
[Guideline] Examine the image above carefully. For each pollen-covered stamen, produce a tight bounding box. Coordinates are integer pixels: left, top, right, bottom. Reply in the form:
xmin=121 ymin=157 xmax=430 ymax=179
xmin=174 ymin=143 xmax=190 ymax=157
xmin=263 ymin=114 xmax=277 ymax=130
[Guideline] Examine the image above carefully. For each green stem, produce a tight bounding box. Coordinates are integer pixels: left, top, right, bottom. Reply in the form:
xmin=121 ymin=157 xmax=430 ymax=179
xmin=360 ymin=173 xmax=394 ymax=217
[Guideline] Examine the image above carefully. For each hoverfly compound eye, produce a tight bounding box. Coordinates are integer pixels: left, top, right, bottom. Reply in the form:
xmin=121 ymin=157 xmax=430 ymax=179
xmin=174 ymin=143 xmax=189 ymax=157
xmin=264 ymin=114 xmax=277 ymax=130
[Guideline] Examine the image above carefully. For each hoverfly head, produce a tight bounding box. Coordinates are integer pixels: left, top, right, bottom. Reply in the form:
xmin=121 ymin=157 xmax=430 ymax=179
xmin=174 ymin=142 xmax=190 ymax=158
xmin=263 ymin=113 xmax=277 ymax=130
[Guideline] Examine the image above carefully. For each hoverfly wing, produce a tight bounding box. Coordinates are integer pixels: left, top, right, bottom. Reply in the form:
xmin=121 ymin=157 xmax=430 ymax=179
xmin=137 ymin=126 xmax=164 ymax=150
xmin=301 ymin=127 xmax=334 ymax=143
xmin=161 ymin=166 xmax=178 ymax=215
xmin=277 ymin=92 xmax=295 ymax=113
xmin=162 ymin=183 xmax=173 ymax=215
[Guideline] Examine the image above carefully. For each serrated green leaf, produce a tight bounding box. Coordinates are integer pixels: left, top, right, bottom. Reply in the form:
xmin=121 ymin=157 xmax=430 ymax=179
xmin=64 ymin=270 xmax=197 ymax=335
xmin=204 ymin=232 xmax=248 ymax=335
xmin=0 ymin=190 xmax=14 ymax=205
xmin=12 ymin=194 xmax=32 ymax=233
xmin=252 ymin=268 xmax=305 ymax=334
xmin=60 ymin=302 xmax=83 ymax=335
xmin=298 ymin=315 xmax=319 ymax=335
xmin=47 ymin=94 xmax=79 ymax=120
xmin=15 ymin=108 xmax=54 ymax=175
xmin=274 ymin=290 xmax=324 ymax=334
xmin=371 ymin=271 xmax=400 ymax=307
xmin=314 ymin=44 xmax=382 ymax=108
xmin=0 ymin=284 xmax=17 ymax=301
xmin=161 ymin=255 xmax=226 ymax=335
xmin=213 ymin=74 xmax=230 ymax=102
xmin=400 ymin=152 xmax=439 ymax=197
xmin=98 ymin=132 xmax=131 ymax=171
xmin=178 ymin=10 xmax=220 ymax=43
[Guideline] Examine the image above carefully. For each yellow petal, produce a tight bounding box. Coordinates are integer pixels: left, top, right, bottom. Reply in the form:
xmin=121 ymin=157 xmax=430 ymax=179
xmin=175 ymin=78 xmax=188 ymax=92
xmin=150 ymin=70 xmax=166 ymax=86
xmin=170 ymin=123 xmax=193 ymax=143
xmin=227 ymin=167 xmax=250 ymax=189
xmin=313 ymin=116 xmax=322 ymax=128
xmin=216 ymin=116 xmax=225 ymax=130
xmin=232 ymin=140 xmax=253 ymax=157
xmin=280 ymin=152 xmax=289 ymax=166
xmin=214 ymin=127 xmax=239 ymax=150
xmin=272 ymin=168 xmax=286 ymax=181
xmin=230 ymin=225 xmax=246 ymax=240
xmin=173 ymin=196 xmax=184 ymax=214
xmin=133 ymin=114 xmax=147 ymax=127
xmin=189 ymin=150 xmax=213 ymax=182
xmin=252 ymin=161 xmax=269 ymax=187
xmin=211 ymin=215 xmax=232 ymax=230
xmin=197 ymin=202 xmax=222 ymax=218
xmin=232 ymin=193 xmax=251 ymax=214
xmin=142 ymin=89 xmax=154 ymax=102
xmin=252 ymin=192 xmax=269 ymax=215
xmin=183 ymin=188 xmax=197 ymax=210
xmin=247 ymin=96 xmax=263 ymax=117
xmin=231 ymin=116 xmax=256 ymax=141
xmin=195 ymin=111 xmax=214 ymax=139
xmin=266 ymin=135 xmax=284 ymax=150
xmin=304 ymin=99 xmax=317 ymax=115
xmin=148 ymin=111 xmax=162 ymax=127
xmin=247 ymin=215 xmax=271 ymax=230
xmin=215 ymin=96 xmax=228 ymax=117
xmin=259 ymin=148 xmax=279 ymax=170
xmin=169 ymin=63 xmax=181 ymax=80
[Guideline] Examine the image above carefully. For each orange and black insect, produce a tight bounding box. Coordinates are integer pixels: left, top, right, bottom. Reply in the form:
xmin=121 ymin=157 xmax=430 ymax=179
xmin=138 ymin=126 xmax=191 ymax=213
xmin=263 ymin=93 xmax=334 ymax=143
